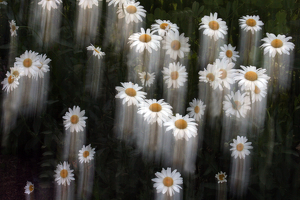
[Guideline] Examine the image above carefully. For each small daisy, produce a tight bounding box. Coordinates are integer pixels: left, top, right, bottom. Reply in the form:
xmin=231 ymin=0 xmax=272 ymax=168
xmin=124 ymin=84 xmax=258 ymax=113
xmin=230 ymin=136 xmax=253 ymax=159
xmin=152 ymin=167 xmax=183 ymax=196
xmin=215 ymin=171 xmax=227 ymax=184
xmin=128 ymin=28 xmax=162 ymax=53
xmin=239 ymin=15 xmax=264 ymax=34
xmin=164 ymin=113 xmax=198 ymax=141
xmin=186 ymin=98 xmax=206 ymax=121
xmin=261 ymin=33 xmax=295 ymax=57
xmin=38 ymin=0 xmax=62 ymax=11
xmin=54 ymin=161 xmax=75 ymax=186
xmin=223 ymin=90 xmax=251 ymax=118
xmin=117 ymin=1 xmax=146 ymax=24
xmin=199 ymin=62 xmax=222 ymax=90
xmin=162 ymin=30 xmax=190 ymax=60
xmin=106 ymin=0 xmax=128 ymax=7
xmin=10 ymin=65 xmax=24 ymax=80
xmin=0 ymin=1 xmax=8 ymax=5
xmin=199 ymin=12 xmax=228 ymax=41
xmin=115 ymin=82 xmax=147 ymax=106
xmin=162 ymin=62 xmax=188 ymax=89
xmin=78 ymin=144 xmax=96 ymax=163
xmin=214 ymin=59 xmax=236 ymax=90
xmin=87 ymin=44 xmax=105 ymax=59
xmin=234 ymin=65 xmax=270 ymax=91
xmin=137 ymin=99 xmax=173 ymax=127
xmin=36 ymin=54 xmax=51 ymax=79
xmin=249 ymin=85 xmax=267 ymax=103
xmin=63 ymin=106 xmax=88 ymax=133
xmin=24 ymin=181 xmax=34 ymax=194
xmin=151 ymin=19 xmax=179 ymax=37
xmin=78 ymin=0 xmax=98 ymax=9
xmin=14 ymin=50 xmax=40 ymax=78
xmin=9 ymin=20 xmax=19 ymax=37
xmin=1 ymin=71 xmax=19 ymax=93
xmin=219 ymin=44 xmax=240 ymax=63
xmin=138 ymin=72 xmax=155 ymax=87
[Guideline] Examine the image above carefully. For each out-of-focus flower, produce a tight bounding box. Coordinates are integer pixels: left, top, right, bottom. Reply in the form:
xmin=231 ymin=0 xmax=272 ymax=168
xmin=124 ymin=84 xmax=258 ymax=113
xmin=162 ymin=62 xmax=187 ymax=88
xmin=115 ymin=82 xmax=146 ymax=106
xmin=214 ymin=59 xmax=236 ymax=90
xmin=249 ymin=85 xmax=267 ymax=103
xmin=151 ymin=19 xmax=179 ymax=37
xmin=219 ymin=44 xmax=239 ymax=63
xmin=87 ymin=44 xmax=105 ymax=59
xmin=230 ymin=136 xmax=253 ymax=159
xmin=117 ymin=1 xmax=146 ymax=24
xmin=36 ymin=54 xmax=51 ymax=79
xmin=0 ymin=1 xmax=8 ymax=5
xmin=199 ymin=62 xmax=222 ymax=90
xmin=138 ymin=72 xmax=155 ymax=87
xmin=10 ymin=65 xmax=24 ymax=80
xmin=15 ymin=50 xmax=40 ymax=78
xmin=63 ymin=106 xmax=88 ymax=133
xmin=38 ymin=0 xmax=62 ymax=11
xmin=239 ymin=15 xmax=264 ymax=34
xmin=223 ymin=90 xmax=251 ymax=118
xmin=215 ymin=171 xmax=227 ymax=184
xmin=54 ymin=161 xmax=75 ymax=186
xmin=78 ymin=0 xmax=98 ymax=9
xmin=186 ymin=98 xmax=206 ymax=121
xmin=1 ymin=71 xmax=19 ymax=93
xmin=24 ymin=181 xmax=34 ymax=194
xmin=106 ymin=0 xmax=128 ymax=7
xmin=261 ymin=33 xmax=295 ymax=57
xmin=9 ymin=20 xmax=19 ymax=37
xmin=78 ymin=144 xmax=96 ymax=163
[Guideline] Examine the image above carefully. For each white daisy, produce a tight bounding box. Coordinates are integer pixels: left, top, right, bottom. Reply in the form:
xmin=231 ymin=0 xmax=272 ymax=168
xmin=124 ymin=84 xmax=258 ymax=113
xmin=199 ymin=12 xmax=228 ymax=41
xmin=261 ymin=33 xmax=295 ymax=57
xmin=63 ymin=106 xmax=88 ymax=133
xmin=128 ymin=28 xmax=162 ymax=53
xmin=230 ymin=136 xmax=253 ymax=159
xmin=106 ymin=0 xmax=128 ymax=7
xmin=214 ymin=58 xmax=236 ymax=90
xmin=78 ymin=0 xmax=98 ymax=9
xmin=239 ymin=15 xmax=264 ymax=34
xmin=234 ymin=65 xmax=270 ymax=91
xmin=162 ymin=30 xmax=190 ymax=60
xmin=199 ymin=62 xmax=222 ymax=90
xmin=152 ymin=167 xmax=183 ymax=197
xmin=249 ymin=85 xmax=267 ymax=103
xmin=14 ymin=50 xmax=40 ymax=78
xmin=10 ymin=65 xmax=24 ymax=79
xmin=186 ymin=98 xmax=206 ymax=121
xmin=215 ymin=171 xmax=227 ymax=184
xmin=219 ymin=44 xmax=240 ymax=63
xmin=9 ymin=20 xmax=19 ymax=37
xmin=36 ymin=54 xmax=51 ymax=79
xmin=87 ymin=44 xmax=105 ymax=59
xmin=162 ymin=62 xmax=188 ymax=89
xmin=24 ymin=181 xmax=34 ymax=194
xmin=38 ymin=0 xmax=62 ymax=11
xmin=78 ymin=144 xmax=96 ymax=163
xmin=138 ymin=72 xmax=155 ymax=87
xmin=54 ymin=161 xmax=75 ymax=186
xmin=164 ymin=113 xmax=198 ymax=141
xmin=0 ymin=1 xmax=8 ymax=5
xmin=223 ymin=90 xmax=251 ymax=118
xmin=117 ymin=1 xmax=146 ymax=24
xmin=115 ymin=82 xmax=147 ymax=106
xmin=151 ymin=19 xmax=179 ymax=37
xmin=137 ymin=99 xmax=173 ymax=127
xmin=1 ymin=71 xmax=19 ymax=93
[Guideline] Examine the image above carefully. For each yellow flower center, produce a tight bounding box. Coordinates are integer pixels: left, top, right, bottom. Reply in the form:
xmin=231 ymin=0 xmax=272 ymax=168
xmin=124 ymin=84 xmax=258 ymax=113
xmin=219 ymin=174 xmax=225 ymax=180
xmin=23 ymin=58 xmax=32 ymax=68
xmin=208 ymin=21 xmax=219 ymax=30
xmin=139 ymin=34 xmax=152 ymax=43
xmin=70 ymin=115 xmax=79 ymax=124
xmin=233 ymin=101 xmax=242 ymax=110
xmin=246 ymin=19 xmax=256 ymax=27
xmin=8 ymin=75 xmax=14 ymax=84
xmin=206 ymin=73 xmax=215 ymax=81
xmin=226 ymin=50 xmax=233 ymax=58
xmin=12 ymin=71 xmax=19 ymax=77
xmin=83 ymin=151 xmax=89 ymax=158
xmin=236 ymin=143 xmax=244 ymax=151
xmin=60 ymin=169 xmax=68 ymax=178
xmin=254 ymin=86 xmax=260 ymax=94
xmin=144 ymin=74 xmax=150 ymax=81
xmin=125 ymin=88 xmax=137 ymax=97
xmin=171 ymin=71 xmax=179 ymax=80
xmin=11 ymin=25 xmax=16 ymax=31
xmin=29 ymin=185 xmax=34 ymax=192
xmin=94 ymin=48 xmax=100 ymax=53
xmin=194 ymin=106 xmax=200 ymax=113
xmin=171 ymin=40 xmax=181 ymax=50
xmin=271 ymin=39 xmax=283 ymax=48
xmin=163 ymin=177 xmax=173 ymax=187
xmin=160 ymin=23 xmax=169 ymax=30
xmin=219 ymin=69 xmax=227 ymax=79
xmin=149 ymin=103 xmax=162 ymax=112
xmin=244 ymin=71 xmax=258 ymax=81
xmin=126 ymin=5 xmax=137 ymax=14
xmin=175 ymin=119 xmax=187 ymax=129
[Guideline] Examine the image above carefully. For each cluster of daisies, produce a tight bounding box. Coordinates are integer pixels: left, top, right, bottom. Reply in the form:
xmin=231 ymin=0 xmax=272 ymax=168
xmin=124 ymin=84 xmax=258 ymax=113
xmin=1 ymin=50 xmax=51 ymax=93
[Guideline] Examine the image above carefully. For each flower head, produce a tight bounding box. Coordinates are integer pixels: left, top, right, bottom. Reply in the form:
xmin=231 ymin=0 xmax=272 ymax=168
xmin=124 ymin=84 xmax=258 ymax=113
xmin=223 ymin=90 xmax=251 ymax=118
xmin=78 ymin=0 xmax=98 ymax=9
xmin=219 ymin=44 xmax=239 ymax=63
xmin=9 ymin=20 xmax=19 ymax=37
xmin=38 ymin=0 xmax=62 ymax=11
xmin=36 ymin=54 xmax=51 ymax=79
xmin=117 ymin=1 xmax=146 ymax=24
xmin=230 ymin=136 xmax=253 ymax=159
xmin=239 ymin=15 xmax=264 ymax=34
xmin=1 ymin=71 xmax=19 ymax=93
xmin=249 ymin=85 xmax=267 ymax=103
xmin=199 ymin=62 xmax=222 ymax=90
xmin=186 ymin=98 xmax=206 ymax=121
xmin=115 ymin=82 xmax=147 ymax=106
xmin=261 ymin=33 xmax=295 ymax=57
xmin=215 ymin=171 xmax=227 ymax=183
xmin=214 ymin=59 xmax=236 ymax=90
xmin=87 ymin=44 xmax=105 ymax=59
xmin=14 ymin=50 xmax=40 ymax=78
xmin=63 ymin=106 xmax=88 ymax=133
xmin=138 ymin=72 xmax=155 ymax=87
xmin=54 ymin=161 xmax=75 ymax=186
xmin=151 ymin=19 xmax=179 ymax=37
xmin=24 ymin=181 xmax=34 ymax=194
xmin=162 ymin=62 xmax=188 ymax=88
xmin=78 ymin=144 xmax=96 ymax=163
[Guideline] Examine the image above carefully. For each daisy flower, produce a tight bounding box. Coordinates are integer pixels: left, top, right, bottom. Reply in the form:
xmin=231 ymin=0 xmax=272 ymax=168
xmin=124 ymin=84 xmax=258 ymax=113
xmin=239 ymin=15 xmax=264 ymax=34
xmin=36 ymin=54 xmax=51 ymax=79
xmin=215 ymin=171 xmax=227 ymax=184
xmin=78 ymin=144 xmax=96 ymax=163
xmin=24 ymin=181 xmax=34 ymax=194
xmin=186 ymin=98 xmax=206 ymax=121
xmin=249 ymin=85 xmax=267 ymax=103
xmin=138 ymin=72 xmax=155 ymax=87
xmin=223 ymin=90 xmax=251 ymax=118
xmin=38 ymin=0 xmax=62 ymax=11
xmin=54 ymin=161 xmax=75 ymax=186
xmin=261 ymin=33 xmax=295 ymax=57
xmin=128 ymin=28 xmax=162 ymax=53
xmin=106 ymin=0 xmax=128 ymax=7
xmin=230 ymin=136 xmax=253 ymax=159
xmin=219 ymin=44 xmax=239 ymax=63
xmin=152 ymin=167 xmax=183 ymax=197
xmin=164 ymin=113 xmax=198 ymax=141
xmin=9 ymin=20 xmax=19 ymax=37
xmin=10 ymin=65 xmax=24 ymax=80
xmin=214 ymin=59 xmax=236 ymax=90
xmin=151 ymin=19 xmax=179 ymax=37
xmin=199 ymin=12 xmax=228 ymax=41
xmin=14 ymin=50 xmax=40 ymax=78
xmin=1 ymin=72 xmax=19 ymax=93
xmin=137 ymin=99 xmax=173 ymax=127
xmin=234 ymin=65 xmax=270 ymax=91
xmin=63 ymin=106 xmax=88 ymax=133
xmin=117 ymin=1 xmax=146 ymax=24
xmin=199 ymin=62 xmax=222 ymax=90
xmin=78 ymin=0 xmax=98 ymax=9
xmin=0 ymin=1 xmax=8 ymax=5
xmin=162 ymin=62 xmax=188 ymax=89
xmin=87 ymin=44 xmax=105 ymax=59
xmin=115 ymin=82 xmax=147 ymax=106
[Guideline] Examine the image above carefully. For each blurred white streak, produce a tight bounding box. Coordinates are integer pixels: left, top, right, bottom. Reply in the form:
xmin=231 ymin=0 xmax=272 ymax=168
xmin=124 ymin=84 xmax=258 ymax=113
xmin=55 ymin=183 xmax=75 ymax=200
xmin=183 ymin=136 xmax=198 ymax=174
xmin=230 ymin=157 xmax=250 ymax=197
xmin=77 ymin=161 xmax=95 ymax=200
xmin=217 ymin=182 xmax=227 ymax=200
xmin=63 ymin=129 xmax=86 ymax=164
xmin=154 ymin=190 xmax=182 ymax=200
